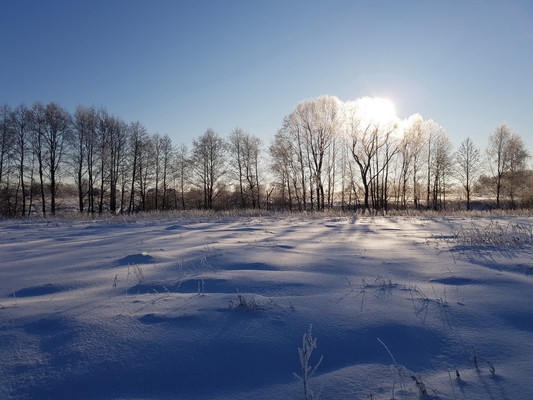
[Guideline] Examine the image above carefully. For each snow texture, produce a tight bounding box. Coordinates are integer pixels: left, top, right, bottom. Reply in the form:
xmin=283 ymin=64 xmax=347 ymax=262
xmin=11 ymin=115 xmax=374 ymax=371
xmin=1 ymin=215 xmax=532 ymax=399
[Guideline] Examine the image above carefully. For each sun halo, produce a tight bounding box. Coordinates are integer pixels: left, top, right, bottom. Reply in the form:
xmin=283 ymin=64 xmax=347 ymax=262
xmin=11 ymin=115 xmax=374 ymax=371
xmin=358 ymin=97 xmax=398 ymax=127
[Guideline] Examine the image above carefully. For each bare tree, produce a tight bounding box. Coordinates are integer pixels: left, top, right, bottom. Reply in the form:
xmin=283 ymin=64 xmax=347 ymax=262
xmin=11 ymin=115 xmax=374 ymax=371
xmin=344 ymin=99 xmax=398 ymax=213
xmin=191 ymin=129 xmax=226 ymax=209
xmin=108 ymin=118 xmax=128 ymax=214
xmin=426 ymin=121 xmax=453 ymax=210
xmin=127 ymin=121 xmax=149 ymax=213
xmin=157 ymin=134 xmax=175 ymax=210
xmin=397 ymin=114 xmax=425 ymax=209
xmin=228 ymin=128 xmax=262 ymax=209
xmin=137 ymin=134 xmax=155 ymax=211
xmin=455 ymin=137 xmax=481 ymax=210
xmin=71 ymin=106 xmax=97 ymax=212
xmin=337 ymin=133 xmax=364 ymax=211
xmin=290 ymin=96 xmax=341 ymax=210
xmin=506 ymin=132 xmax=530 ymax=207
xmin=94 ymin=109 xmax=126 ymax=214
xmin=269 ymin=129 xmax=297 ymax=210
xmin=174 ymin=143 xmax=190 ymax=210
xmin=277 ymin=114 xmax=310 ymax=210
xmin=371 ymin=124 xmax=400 ymax=212
xmin=487 ymin=124 xmax=511 ymax=207
xmin=150 ymin=133 xmax=162 ymax=210
xmin=344 ymin=101 xmax=371 ymax=212
xmin=0 ymin=105 xmax=15 ymax=214
xmin=0 ymin=105 xmax=13 ymax=192
xmin=43 ymin=103 xmax=72 ymax=215
xmin=423 ymin=119 xmax=439 ymax=208
xmin=28 ymin=103 xmax=72 ymax=216
xmin=80 ymin=108 xmax=100 ymax=214
xmin=95 ymin=109 xmax=109 ymax=214
xmin=228 ymin=128 xmax=247 ymax=208
xmin=10 ymin=105 xmax=33 ymax=216
xmin=486 ymin=124 xmax=529 ymax=208
xmin=29 ymin=103 xmax=47 ymax=215
xmin=71 ymin=107 xmax=87 ymax=212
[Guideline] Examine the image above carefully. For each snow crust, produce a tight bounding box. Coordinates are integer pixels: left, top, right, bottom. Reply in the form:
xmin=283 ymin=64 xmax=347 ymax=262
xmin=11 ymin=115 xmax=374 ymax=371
xmin=1 ymin=215 xmax=532 ymax=399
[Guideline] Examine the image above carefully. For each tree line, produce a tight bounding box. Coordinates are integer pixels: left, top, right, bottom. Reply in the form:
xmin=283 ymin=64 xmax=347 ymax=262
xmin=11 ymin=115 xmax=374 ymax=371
xmin=0 ymin=97 xmax=531 ymax=217
xmin=271 ymin=96 xmax=531 ymax=213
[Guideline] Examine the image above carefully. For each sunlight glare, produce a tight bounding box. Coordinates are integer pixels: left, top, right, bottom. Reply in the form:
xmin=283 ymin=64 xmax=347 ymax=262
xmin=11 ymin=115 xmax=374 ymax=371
xmin=358 ymin=97 xmax=398 ymax=127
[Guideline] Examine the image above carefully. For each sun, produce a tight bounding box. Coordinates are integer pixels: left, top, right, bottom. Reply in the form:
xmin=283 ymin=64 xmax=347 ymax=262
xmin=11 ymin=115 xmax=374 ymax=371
xmin=358 ymin=97 xmax=398 ymax=127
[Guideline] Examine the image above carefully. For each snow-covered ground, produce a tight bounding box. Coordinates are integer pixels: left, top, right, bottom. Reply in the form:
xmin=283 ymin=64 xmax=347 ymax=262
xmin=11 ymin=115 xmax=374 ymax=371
xmin=1 ymin=214 xmax=532 ymax=399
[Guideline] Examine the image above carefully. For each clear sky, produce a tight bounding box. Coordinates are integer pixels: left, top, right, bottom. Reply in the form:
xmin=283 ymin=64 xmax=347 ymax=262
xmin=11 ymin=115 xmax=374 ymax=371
xmin=1 ymin=0 xmax=532 ymax=153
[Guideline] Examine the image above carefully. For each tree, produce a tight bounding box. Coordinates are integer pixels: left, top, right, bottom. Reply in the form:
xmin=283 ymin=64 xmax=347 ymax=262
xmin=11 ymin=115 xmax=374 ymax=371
xmin=157 ymin=134 xmax=175 ymax=210
xmin=191 ymin=129 xmax=226 ymax=209
xmin=92 ymin=109 xmax=128 ymax=214
xmin=486 ymin=124 xmax=529 ymax=208
xmin=424 ymin=121 xmax=453 ymax=210
xmin=344 ymin=101 xmax=371 ymax=212
xmin=0 ymin=105 xmax=15 ymax=214
xmin=71 ymin=106 xmax=97 ymax=212
xmin=107 ymin=116 xmax=127 ymax=214
xmin=396 ymin=114 xmax=425 ymax=209
xmin=0 ymin=105 xmax=13 ymax=193
xmin=136 ymin=133 xmax=155 ymax=211
xmin=78 ymin=107 xmax=100 ymax=214
xmin=127 ymin=121 xmax=149 ymax=213
xmin=10 ymin=104 xmax=33 ymax=216
xmin=269 ymin=129 xmax=297 ymax=210
xmin=29 ymin=102 xmax=72 ymax=216
xmin=276 ymin=114 xmax=310 ymax=210
xmin=506 ymin=133 xmax=530 ymax=207
xmin=371 ymin=123 xmax=400 ymax=212
xmin=175 ymin=143 xmax=190 ymax=210
xmin=228 ymin=128 xmax=262 ymax=209
xmin=29 ymin=103 xmax=47 ymax=215
xmin=344 ymin=98 xmax=399 ymax=213
xmin=95 ymin=109 xmax=109 ymax=213
xmin=43 ymin=103 xmax=72 ymax=215
xmin=487 ymin=124 xmax=511 ymax=207
xmin=455 ymin=137 xmax=481 ymax=210
xmin=290 ymin=96 xmax=341 ymax=210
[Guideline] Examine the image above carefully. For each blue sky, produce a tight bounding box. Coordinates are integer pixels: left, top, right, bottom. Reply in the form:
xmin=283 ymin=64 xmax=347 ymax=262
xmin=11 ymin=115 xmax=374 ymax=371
xmin=1 ymin=0 xmax=532 ymax=152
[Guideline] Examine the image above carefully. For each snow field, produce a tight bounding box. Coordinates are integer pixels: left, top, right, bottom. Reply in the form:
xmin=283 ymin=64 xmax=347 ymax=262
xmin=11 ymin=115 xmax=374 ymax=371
xmin=1 ymin=215 xmax=532 ymax=399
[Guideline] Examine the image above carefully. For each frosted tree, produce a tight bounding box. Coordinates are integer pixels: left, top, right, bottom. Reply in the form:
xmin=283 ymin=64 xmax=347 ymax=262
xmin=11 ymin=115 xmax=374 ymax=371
xmin=399 ymin=114 xmax=425 ymax=209
xmin=272 ymin=116 xmax=309 ymax=210
xmin=269 ymin=128 xmax=299 ymax=210
xmin=423 ymin=119 xmax=452 ymax=210
xmin=506 ymin=133 xmax=530 ymax=207
xmin=344 ymin=98 xmax=399 ymax=213
xmin=486 ymin=124 xmax=529 ymax=207
xmin=455 ymin=137 xmax=481 ymax=210
xmin=275 ymin=96 xmax=341 ymax=211
xmin=292 ymin=96 xmax=341 ymax=210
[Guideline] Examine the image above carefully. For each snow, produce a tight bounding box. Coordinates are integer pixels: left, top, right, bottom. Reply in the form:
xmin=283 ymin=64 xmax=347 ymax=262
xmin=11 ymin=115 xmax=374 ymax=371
xmin=1 ymin=214 xmax=532 ymax=399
